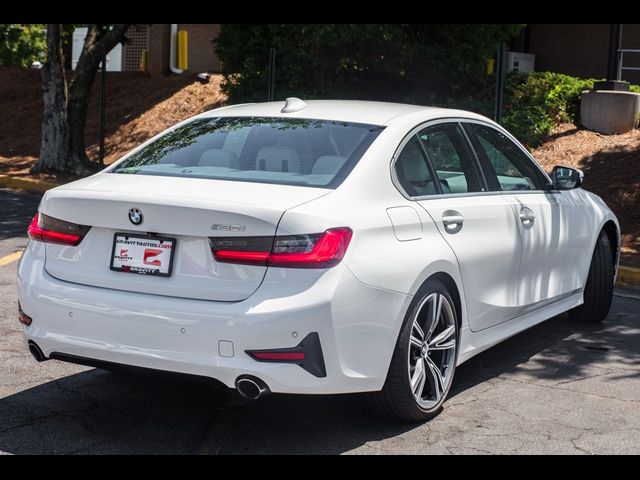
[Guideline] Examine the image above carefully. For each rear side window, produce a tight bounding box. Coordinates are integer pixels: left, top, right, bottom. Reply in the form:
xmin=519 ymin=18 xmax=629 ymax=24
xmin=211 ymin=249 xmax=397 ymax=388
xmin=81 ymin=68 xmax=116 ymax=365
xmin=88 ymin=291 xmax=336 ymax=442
xmin=466 ymin=123 xmax=548 ymax=191
xmin=110 ymin=117 xmax=384 ymax=188
xmin=394 ymin=137 xmax=438 ymax=197
xmin=418 ymin=124 xmax=484 ymax=194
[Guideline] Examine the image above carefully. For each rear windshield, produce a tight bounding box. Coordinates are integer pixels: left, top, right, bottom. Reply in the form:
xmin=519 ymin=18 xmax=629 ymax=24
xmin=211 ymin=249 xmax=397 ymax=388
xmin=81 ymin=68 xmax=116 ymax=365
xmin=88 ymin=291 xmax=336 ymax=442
xmin=110 ymin=117 xmax=384 ymax=188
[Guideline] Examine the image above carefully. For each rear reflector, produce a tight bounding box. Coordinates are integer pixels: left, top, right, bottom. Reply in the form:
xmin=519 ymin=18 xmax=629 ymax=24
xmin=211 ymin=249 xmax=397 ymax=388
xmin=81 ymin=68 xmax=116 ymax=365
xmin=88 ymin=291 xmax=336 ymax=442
xmin=212 ymin=227 xmax=352 ymax=268
xmin=250 ymin=351 xmax=306 ymax=361
xmin=28 ymin=213 xmax=90 ymax=246
xmin=245 ymin=332 xmax=326 ymax=378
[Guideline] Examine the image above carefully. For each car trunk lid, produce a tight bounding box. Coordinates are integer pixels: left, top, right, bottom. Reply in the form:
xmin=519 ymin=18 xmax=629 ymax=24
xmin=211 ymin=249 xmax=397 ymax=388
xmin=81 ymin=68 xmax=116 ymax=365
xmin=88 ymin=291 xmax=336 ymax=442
xmin=41 ymin=173 xmax=329 ymax=301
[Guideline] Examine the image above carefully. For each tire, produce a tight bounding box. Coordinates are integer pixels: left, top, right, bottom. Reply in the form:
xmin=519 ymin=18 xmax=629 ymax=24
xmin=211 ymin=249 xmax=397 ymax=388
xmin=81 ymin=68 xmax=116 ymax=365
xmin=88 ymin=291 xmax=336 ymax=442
xmin=569 ymin=230 xmax=615 ymax=323
xmin=367 ymin=278 xmax=459 ymax=422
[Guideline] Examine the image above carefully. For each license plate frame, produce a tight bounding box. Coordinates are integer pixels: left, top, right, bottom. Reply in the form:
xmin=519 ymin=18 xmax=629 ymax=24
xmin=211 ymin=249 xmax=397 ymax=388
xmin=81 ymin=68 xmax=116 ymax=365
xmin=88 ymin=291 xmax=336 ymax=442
xmin=110 ymin=233 xmax=176 ymax=278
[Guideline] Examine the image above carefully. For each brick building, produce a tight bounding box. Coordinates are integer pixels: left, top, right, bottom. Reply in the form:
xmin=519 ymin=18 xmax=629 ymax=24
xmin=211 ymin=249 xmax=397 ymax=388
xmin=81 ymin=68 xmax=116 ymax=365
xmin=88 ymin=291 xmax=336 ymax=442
xmin=80 ymin=24 xmax=640 ymax=83
xmin=120 ymin=24 xmax=221 ymax=76
xmin=519 ymin=24 xmax=640 ymax=83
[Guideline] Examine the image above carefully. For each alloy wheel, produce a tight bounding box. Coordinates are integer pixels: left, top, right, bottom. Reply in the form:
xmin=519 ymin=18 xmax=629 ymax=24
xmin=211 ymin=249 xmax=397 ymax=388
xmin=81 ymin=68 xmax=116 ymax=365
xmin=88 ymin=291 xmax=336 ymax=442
xmin=407 ymin=292 xmax=457 ymax=410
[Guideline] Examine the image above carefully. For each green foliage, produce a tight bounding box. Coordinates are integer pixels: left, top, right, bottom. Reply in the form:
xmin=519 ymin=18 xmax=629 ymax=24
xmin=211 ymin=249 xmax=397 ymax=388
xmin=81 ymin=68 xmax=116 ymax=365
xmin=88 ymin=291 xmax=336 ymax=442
xmin=0 ymin=24 xmax=46 ymax=67
xmin=214 ymin=24 xmax=524 ymax=103
xmin=501 ymin=72 xmax=640 ymax=147
xmin=503 ymin=72 xmax=585 ymax=146
xmin=214 ymin=25 xmax=640 ymax=149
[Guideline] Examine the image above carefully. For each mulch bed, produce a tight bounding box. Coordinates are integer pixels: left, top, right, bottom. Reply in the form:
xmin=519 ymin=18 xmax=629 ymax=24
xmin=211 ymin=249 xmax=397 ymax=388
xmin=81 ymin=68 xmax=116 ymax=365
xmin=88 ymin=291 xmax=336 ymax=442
xmin=533 ymin=123 xmax=640 ymax=267
xmin=0 ymin=67 xmax=226 ymax=177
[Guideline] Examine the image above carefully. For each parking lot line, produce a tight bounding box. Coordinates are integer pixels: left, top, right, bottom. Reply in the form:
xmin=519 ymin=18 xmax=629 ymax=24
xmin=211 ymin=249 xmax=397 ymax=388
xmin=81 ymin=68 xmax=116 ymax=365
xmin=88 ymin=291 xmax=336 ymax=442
xmin=0 ymin=250 xmax=23 ymax=267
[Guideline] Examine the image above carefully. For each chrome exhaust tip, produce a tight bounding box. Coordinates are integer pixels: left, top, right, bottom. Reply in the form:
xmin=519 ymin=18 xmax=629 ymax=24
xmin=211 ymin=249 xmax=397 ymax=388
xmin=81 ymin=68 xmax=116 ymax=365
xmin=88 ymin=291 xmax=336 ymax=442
xmin=235 ymin=376 xmax=270 ymax=400
xmin=28 ymin=341 xmax=47 ymax=362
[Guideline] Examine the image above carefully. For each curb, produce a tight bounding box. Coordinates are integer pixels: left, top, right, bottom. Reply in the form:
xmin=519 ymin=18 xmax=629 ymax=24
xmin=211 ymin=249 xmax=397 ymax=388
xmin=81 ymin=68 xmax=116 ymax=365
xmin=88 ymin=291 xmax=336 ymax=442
xmin=616 ymin=266 xmax=640 ymax=289
xmin=0 ymin=174 xmax=59 ymax=194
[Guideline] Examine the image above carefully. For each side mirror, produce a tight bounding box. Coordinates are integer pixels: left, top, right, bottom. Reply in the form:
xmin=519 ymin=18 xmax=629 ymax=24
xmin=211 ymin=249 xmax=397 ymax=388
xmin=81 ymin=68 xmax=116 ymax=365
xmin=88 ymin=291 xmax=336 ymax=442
xmin=550 ymin=166 xmax=583 ymax=190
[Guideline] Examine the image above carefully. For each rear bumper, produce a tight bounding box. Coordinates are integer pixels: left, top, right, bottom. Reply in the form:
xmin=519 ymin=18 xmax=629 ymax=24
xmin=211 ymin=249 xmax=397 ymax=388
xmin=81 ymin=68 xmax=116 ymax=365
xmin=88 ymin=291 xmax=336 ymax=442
xmin=17 ymin=241 xmax=411 ymax=394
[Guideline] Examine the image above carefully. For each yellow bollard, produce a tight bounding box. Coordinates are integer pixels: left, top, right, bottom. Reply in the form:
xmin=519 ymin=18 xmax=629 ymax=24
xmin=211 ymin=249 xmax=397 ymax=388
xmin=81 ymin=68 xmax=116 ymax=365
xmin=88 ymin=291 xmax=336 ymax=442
xmin=486 ymin=58 xmax=495 ymax=75
xmin=139 ymin=49 xmax=148 ymax=72
xmin=178 ymin=30 xmax=188 ymax=71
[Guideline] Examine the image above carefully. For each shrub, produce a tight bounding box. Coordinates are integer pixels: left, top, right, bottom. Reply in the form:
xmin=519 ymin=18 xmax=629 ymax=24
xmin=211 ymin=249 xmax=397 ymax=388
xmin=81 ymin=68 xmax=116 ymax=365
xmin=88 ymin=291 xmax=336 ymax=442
xmin=214 ymin=24 xmax=524 ymax=104
xmin=502 ymin=72 xmax=640 ymax=147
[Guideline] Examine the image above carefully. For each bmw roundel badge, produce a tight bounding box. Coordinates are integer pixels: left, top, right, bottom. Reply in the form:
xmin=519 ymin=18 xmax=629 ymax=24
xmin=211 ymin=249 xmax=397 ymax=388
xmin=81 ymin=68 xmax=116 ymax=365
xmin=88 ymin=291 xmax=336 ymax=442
xmin=128 ymin=208 xmax=143 ymax=225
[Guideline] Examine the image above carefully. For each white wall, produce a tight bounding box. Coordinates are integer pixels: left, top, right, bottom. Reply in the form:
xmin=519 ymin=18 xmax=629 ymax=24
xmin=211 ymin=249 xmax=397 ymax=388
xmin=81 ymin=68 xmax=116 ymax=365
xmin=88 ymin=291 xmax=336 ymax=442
xmin=72 ymin=27 xmax=122 ymax=72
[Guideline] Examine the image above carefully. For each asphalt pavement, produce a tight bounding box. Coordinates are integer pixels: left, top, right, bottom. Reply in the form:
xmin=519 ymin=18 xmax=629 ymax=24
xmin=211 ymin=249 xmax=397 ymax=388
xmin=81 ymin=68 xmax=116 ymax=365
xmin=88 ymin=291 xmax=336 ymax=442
xmin=0 ymin=187 xmax=638 ymax=455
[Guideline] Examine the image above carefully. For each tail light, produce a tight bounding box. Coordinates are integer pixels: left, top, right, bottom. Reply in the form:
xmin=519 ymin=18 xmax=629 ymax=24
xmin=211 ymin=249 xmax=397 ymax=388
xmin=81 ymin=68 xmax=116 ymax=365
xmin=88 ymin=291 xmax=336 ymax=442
xmin=27 ymin=213 xmax=90 ymax=246
xmin=211 ymin=227 xmax=352 ymax=268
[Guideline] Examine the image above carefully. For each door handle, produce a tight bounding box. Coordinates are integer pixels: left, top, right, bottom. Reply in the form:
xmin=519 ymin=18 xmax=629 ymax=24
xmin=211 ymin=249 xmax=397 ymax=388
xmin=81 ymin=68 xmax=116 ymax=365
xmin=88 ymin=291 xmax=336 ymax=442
xmin=442 ymin=210 xmax=464 ymax=233
xmin=519 ymin=207 xmax=536 ymax=226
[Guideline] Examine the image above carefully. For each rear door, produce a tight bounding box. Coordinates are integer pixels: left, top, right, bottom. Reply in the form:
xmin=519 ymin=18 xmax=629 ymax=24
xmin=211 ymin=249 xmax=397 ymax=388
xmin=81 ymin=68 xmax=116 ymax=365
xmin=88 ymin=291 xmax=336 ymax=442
xmin=394 ymin=122 xmax=522 ymax=332
xmin=464 ymin=122 xmax=585 ymax=312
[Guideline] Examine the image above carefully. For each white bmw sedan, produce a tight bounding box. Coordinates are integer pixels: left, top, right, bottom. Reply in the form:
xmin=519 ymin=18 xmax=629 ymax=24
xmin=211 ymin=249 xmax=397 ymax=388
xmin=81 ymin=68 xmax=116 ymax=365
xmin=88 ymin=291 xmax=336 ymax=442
xmin=17 ymin=99 xmax=619 ymax=421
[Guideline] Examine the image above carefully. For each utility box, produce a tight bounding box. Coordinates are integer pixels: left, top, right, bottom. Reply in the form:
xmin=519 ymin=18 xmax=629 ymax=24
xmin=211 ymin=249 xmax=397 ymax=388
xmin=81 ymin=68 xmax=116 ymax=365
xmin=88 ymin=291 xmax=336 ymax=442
xmin=505 ymin=52 xmax=535 ymax=73
xmin=71 ymin=27 xmax=122 ymax=71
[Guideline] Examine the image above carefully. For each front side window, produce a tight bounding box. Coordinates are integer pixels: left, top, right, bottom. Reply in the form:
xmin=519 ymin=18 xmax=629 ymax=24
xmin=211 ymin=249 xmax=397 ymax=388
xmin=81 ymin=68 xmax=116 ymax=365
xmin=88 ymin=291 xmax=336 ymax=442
xmin=418 ymin=123 xmax=484 ymax=194
xmin=466 ymin=123 xmax=548 ymax=191
xmin=110 ymin=117 xmax=384 ymax=188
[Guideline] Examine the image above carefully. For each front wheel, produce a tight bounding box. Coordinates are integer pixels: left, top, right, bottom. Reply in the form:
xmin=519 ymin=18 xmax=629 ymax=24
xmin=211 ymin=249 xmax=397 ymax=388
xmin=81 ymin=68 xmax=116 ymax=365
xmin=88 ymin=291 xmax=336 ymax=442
xmin=367 ymin=279 xmax=459 ymax=422
xmin=569 ymin=230 xmax=615 ymax=323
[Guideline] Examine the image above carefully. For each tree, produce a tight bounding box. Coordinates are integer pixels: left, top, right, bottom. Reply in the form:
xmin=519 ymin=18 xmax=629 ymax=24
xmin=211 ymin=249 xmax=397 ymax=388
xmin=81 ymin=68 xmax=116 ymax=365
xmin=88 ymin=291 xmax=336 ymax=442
xmin=33 ymin=24 xmax=131 ymax=175
xmin=0 ymin=24 xmax=46 ymax=67
xmin=215 ymin=24 xmax=525 ymax=107
xmin=37 ymin=25 xmax=68 ymax=173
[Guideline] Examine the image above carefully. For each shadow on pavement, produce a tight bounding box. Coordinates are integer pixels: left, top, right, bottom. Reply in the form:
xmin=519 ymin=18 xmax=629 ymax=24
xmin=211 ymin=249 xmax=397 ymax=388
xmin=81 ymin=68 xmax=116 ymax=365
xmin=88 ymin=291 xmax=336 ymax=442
xmin=0 ymin=370 xmax=231 ymax=455
xmin=0 ymin=298 xmax=637 ymax=454
xmin=452 ymin=300 xmax=640 ymax=399
xmin=0 ymin=188 xmax=41 ymax=241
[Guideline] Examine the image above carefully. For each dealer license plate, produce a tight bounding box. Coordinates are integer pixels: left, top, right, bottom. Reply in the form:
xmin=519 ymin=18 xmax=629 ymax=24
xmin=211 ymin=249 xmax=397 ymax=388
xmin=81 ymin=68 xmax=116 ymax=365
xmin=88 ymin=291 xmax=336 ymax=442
xmin=110 ymin=233 xmax=176 ymax=277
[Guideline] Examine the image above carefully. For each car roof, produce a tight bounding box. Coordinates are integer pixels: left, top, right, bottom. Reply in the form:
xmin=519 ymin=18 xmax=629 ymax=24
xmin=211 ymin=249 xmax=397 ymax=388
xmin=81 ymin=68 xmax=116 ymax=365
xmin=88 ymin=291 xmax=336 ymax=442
xmin=199 ymin=99 xmax=490 ymax=126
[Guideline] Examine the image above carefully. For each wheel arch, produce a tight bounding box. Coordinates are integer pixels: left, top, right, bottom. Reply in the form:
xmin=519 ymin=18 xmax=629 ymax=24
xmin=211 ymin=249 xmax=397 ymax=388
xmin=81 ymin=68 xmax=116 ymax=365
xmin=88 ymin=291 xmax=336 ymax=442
xmin=428 ymin=272 xmax=463 ymax=334
xmin=369 ymin=269 xmax=464 ymax=420
xmin=387 ymin=269 xmax=466 ymax=374
xmin=601 ymin=220 xmax=620 ymax=267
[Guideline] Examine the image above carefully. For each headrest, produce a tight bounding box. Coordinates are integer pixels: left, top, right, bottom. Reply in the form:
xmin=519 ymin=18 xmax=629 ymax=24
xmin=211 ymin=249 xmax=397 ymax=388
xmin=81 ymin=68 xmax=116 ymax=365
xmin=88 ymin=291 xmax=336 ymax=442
xmin=198 ymin=149 xmax=241 ymax=169
xmin=312 ymin=156 xmax=347 ymax=175
xmin=401 ymin=150 xmax=429 ymax=182
xmin=256 ymin=146 xmax=301 ymax=173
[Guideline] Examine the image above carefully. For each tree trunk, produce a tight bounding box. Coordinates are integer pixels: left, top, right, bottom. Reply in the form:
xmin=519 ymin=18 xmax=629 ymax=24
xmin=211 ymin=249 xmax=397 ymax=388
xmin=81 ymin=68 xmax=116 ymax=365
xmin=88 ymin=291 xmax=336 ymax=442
xmin=67 ymin=26 xmax=101 ymax=175
xmin=32 ymin=25 xmax=69 ymax=174
xmin=33 ymin=24 xmax=131 ymax=176
xmin=68 ymin=24 xmax=131 ymax=175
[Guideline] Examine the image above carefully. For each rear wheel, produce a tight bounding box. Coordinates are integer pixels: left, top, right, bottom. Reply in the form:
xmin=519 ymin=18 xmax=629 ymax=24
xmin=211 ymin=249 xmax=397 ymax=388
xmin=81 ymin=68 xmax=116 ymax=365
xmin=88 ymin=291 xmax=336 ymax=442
xmin=569 ymin=230 xmax=615 ymax=323
xmin=367 ymin=279 xmax=458 ymax=422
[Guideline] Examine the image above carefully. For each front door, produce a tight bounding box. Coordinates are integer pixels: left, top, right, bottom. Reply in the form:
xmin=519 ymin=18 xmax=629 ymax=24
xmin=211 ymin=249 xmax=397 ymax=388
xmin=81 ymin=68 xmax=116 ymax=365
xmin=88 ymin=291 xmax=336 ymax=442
xmin=464 ymin=122 xmax=583 ymax=312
